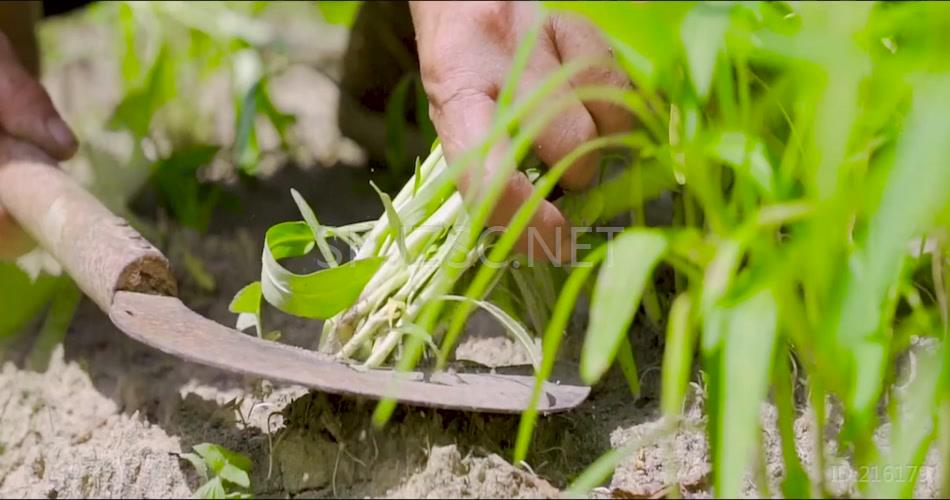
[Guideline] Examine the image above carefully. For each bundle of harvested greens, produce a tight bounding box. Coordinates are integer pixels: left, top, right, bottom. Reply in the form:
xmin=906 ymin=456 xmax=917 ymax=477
xmin=229 ymin=144 xmax=562 ymax=370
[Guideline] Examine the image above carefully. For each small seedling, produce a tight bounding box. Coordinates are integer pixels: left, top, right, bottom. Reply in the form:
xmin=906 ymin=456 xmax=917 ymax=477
xmin=179 ymin=443 xmax=253 ymax=500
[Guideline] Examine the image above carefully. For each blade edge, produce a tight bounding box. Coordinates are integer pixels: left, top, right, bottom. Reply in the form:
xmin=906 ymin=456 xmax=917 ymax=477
xmin=110 ymin=291 xmax=590 ymax=414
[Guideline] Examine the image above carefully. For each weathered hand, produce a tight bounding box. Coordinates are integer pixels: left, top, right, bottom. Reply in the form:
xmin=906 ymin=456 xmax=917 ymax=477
xmin=409 ymin=1 xmax=631 ymax=262
xmin=0 ymin=31 xmax=78 ymax=259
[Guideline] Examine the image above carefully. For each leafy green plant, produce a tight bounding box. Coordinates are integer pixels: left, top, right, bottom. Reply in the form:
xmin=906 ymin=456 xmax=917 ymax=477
xmin=315 ymin=1 xmax=362 ymax=28
xmin=180 ymin=443 xmax=253 ymax=499
xmin=148 ymin=145 xmax=229 ymax=232
xmin=527 ymin=2 xmax=947 ymax=497
xmin=233 ymin=145 xmax=558 ymax=368
xmin=232 ymin=1 xmax=950 ymax=498
xmin=106 ymin=1 xmax=300 ymax=223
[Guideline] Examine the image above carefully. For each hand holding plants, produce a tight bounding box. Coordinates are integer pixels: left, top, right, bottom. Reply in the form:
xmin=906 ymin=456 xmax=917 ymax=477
xmin=409 ymin=1 xmax=632 ymax=260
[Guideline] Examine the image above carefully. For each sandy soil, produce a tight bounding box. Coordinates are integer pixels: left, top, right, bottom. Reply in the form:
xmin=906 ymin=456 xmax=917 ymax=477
xmin=0 ymin=5 xmax=944 ymax=499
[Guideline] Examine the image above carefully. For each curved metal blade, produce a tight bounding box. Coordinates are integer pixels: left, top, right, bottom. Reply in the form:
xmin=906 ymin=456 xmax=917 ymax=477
xmin=110 ymin=291 xmax=590 ymax=414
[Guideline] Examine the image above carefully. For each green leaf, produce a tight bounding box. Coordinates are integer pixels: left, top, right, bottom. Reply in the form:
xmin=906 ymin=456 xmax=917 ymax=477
xmin=831 ymin=74 xmax=950 ymax=421
xmin=316 ymin=1 xmax=362 ymax=27
xmin=581 ymin=229 xmax=668 ymax=383
xmin=109 ymin=43 xmax=177 ymax=137
xmin=370 ymin=181 xmax=410 ymax=265
xmin=229 ymin=282 xmax=262 ymax=315
xmin=607 ymin=35 xmax=656 ymax=91
xmin=773 ymin=346 xmax=811 ymax=498
xmin=193 ymin=444 xmax=227 ymax=475
xmin=149 ymin=145 xmax=223 ymax=232
xmin=229 ymin=282 xmax=262 ymax=337
xmin=217 ymin=446 xmax=252 ymax=474
xmin=257 ymin=78 xmax=296 ymax=150
xmin=179 ymin=452 xmax=209 ymax=484
xmin=291 ymin=189 xmax=338 ymax=267
xmin=233 ymin=80 xmax=261 ymax=175
xmin=545 ymin=1 xmax=691 ymax=91
xmin=0 ymin=262 xmax=58 ymax=341
xmin=715 ymin=287 xmax=779 ymax=498
xmin=661 ymin=293 xmax=695 ymax=417
xmin=118 ymin=2 xmax=140 ymax=90
xmin=616 ymin=337 xmax=641 ymax=398
xmin=514 ymin=244 xmax=607 ymax=464
xmin=261 ymin=222 xmax=384 ymax=319
xmin=708 ymin=131 xmax=776 ymax=197
xmin=433 ymin=138 xmax=639 ymax=370
xmin=194 ymin=477 xmax=226 ymax=499
xmin=27 ymin=277 xmax=82 ymax=372
xmin=266 ymin=221 xmax=314 ymax=259
xmin=218 ymin=463 xmax=250 ymax=489
xmin=385 ymin=74 xmax=413 ymax=175
xmin=413 ymin=156 xmax=423 ymax=195
xmin=193 ymin=443 xmax=252 ymax=481
xmin=682 ymin=3 xmax=733 ymax=100
xmin=413 ymin=75 xmax=436 ymax=144
xmin=869 ymin=349 xmax=942 ymax=499
xmin=184 ymin=251 xmax=217 ymax=292
xmin=496 ymin=18 xmax=542 ymax=115
xmin=109 ymin=91 xmax=152 ymax=139
xmin=938 ymin=398 xmax=950 ymax=499
xmin=510 ymin=265 xmax=549 ymax=338
xmin=700 ymin=238 xmax=744 ymax=353
xmin=558 ymin=161 xmax=677 ymax=226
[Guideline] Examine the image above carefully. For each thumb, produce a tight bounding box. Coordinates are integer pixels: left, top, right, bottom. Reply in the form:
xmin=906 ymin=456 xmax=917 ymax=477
xmin=0 ymin=34 xmax=77 ymax=161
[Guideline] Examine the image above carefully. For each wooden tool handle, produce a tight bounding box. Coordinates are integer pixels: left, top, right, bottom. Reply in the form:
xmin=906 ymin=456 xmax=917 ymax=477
xmin=0 ymin=139 xmax=177 ymax=312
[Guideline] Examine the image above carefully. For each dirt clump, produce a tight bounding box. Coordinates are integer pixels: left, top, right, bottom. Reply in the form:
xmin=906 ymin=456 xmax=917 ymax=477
xmin=391 ymin=445 xmax=560 ymax=499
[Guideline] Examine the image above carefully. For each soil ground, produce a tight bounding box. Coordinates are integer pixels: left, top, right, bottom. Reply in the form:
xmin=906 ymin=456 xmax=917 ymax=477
xmin=0 ymin=5 xmax=944 ymax=499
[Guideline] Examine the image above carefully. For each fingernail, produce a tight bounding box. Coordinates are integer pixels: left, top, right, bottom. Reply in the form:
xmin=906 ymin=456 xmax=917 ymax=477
xmin=47 ymin=117 xmax=78 ymax=153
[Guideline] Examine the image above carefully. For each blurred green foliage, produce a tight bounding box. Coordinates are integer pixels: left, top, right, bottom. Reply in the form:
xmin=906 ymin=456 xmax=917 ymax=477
xmin=0 ymin=262 xmax=59 ymax=340
xmin=316 ymin=1 xmax=362 ymax=28
xmin=321 ymin=1 xmax=950 ymax=497
xmin=508 ymin=2 xmax=950 ymax=497
xmin=104 ymin=1 xmax=300 ymax=222
xmin=2 ymin=1 xmax=321 ymax=356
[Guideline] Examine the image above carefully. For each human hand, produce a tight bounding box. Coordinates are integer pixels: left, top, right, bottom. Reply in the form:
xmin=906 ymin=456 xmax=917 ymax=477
xmin=0 ymin=31 xmax=79 ymax=259
xmin=409 ymin=1 xmax=631 ymax=262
